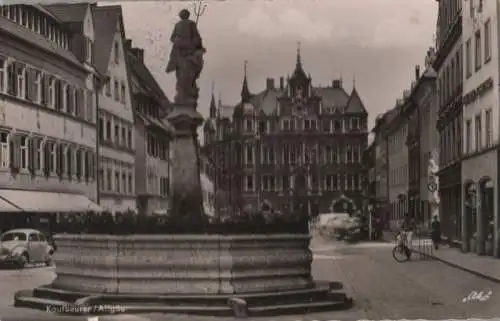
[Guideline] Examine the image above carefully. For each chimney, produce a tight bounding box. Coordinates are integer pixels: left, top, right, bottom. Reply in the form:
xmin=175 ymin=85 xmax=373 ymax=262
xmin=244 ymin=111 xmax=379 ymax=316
xmin=131 ymin=48 xmax=144 ymax=63
xmin=415 ymin=65 xmax=420 ymax=80
xmin=266 ymin=78 xmax=275 ymax=90
xmin=125 ymin=39 xmax=132 ymax=51
xmin=332 ymin=79 xmax=342 ymax=88
xmin=279 ymin=76 xmax=284 ymax=90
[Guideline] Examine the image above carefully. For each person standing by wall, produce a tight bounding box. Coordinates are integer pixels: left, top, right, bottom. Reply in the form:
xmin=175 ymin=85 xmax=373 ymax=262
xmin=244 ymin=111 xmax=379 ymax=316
xmin=431 ymin=215 xmax=441 ymax=250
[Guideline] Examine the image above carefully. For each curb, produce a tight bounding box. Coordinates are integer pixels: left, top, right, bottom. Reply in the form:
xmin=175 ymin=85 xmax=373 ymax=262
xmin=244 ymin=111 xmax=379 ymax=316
xmin=383 ymin=232 xmax=500 ymax=284
xmin=412 ymin=249 xmax=500 ymax=285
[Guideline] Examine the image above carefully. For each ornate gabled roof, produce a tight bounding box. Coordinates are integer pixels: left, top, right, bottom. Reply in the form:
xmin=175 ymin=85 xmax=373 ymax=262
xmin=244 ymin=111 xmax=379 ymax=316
xmin=290 ymin=43 xmax=308 ymax=84
xmin=92 ymin=6 xmax=123 ymax=77
xmin=345 ymin=86 xmax=367 ymax=114
xmin=241 ymin=60 xmax=251 ymax=103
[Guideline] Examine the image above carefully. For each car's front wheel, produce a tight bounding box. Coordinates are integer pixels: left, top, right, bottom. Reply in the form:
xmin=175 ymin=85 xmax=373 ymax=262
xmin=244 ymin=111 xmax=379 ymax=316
xmin=16 ymin=252 xmax=29 ymax=268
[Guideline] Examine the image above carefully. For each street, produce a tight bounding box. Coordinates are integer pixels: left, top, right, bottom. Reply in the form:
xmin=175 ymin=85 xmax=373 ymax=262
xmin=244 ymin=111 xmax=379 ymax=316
xmin=0 ymin=237 xmax=499 ymax=321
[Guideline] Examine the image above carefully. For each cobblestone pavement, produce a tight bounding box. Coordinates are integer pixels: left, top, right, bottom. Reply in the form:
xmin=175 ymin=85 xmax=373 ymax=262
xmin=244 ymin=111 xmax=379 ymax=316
xmin=1 ymin=238 xmax=500 ymax=321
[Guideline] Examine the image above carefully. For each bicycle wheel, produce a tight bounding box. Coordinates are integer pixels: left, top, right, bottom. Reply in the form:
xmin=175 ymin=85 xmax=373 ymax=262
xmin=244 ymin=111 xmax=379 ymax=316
xmin=392 ymin=245 xmax=410 ymax=262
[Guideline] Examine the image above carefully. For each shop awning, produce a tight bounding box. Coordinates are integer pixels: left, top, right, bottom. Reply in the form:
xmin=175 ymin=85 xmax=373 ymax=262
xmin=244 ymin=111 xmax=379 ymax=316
xmin=0 ymin=190 xmax=102 ymax=213
xmin=0 ymin=197 xmax=22 ymax=212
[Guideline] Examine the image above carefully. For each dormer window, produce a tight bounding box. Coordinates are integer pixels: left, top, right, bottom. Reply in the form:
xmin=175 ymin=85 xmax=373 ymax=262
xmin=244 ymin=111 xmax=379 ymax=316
xmin=245 ymin=119 xmax=253 ymax=133
xmin=351 ymin=117 xmax=359 ymax=130
xmin=114 ymin=41 xmax=120 ymax=64
xmin=282 ymin=119 xmax=290 ymax=131
xmin=85 ymin=37 xmax=93 ymax=63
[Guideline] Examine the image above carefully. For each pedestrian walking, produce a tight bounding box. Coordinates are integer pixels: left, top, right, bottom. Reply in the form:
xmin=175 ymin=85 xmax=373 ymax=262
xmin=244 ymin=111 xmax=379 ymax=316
xmin=431 ymin=215 xmax=441 ymax=250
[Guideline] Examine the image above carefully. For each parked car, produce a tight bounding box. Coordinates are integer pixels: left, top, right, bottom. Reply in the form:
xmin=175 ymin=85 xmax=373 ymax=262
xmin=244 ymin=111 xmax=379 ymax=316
xmin=317 ymin=212 xmax=351 ymax=238
xmin=0 ymin=228 xmax=54 ymax=268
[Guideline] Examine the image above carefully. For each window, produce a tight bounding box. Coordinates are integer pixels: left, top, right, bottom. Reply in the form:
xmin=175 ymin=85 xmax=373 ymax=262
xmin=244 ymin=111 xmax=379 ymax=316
xmin=0 ymin=56 xmax=4 ymax=93
xmin=75 ymin=149 xmax=82 ymax=179
xmin=261 ymin=175 xmax=275 ymax=192
xmin=114 ymin=41 xmax=120 ymax=64
xmin=107 ymin=168 xmax=112 ymax=191
xmin=0 ymin=132 xmax=9 ymax=169
xmin=122 ymin=172 xmax=127 ymax=193
xmin=120 ymin=82 xmax=126 ymax=104
xmin=121 ymin=127 xmax=127 ymax=147
xmin=346 ymin=146 xmax=352 ymax=163
xmin=66 ymin=146 xmax=73 ymax=177
xmin=86 ymin=90 xmax=94 ymax=122
xmin=105 ymin=79 xmax=111 ymax=97
xmin=20 ymin=136 xmax=28 ymax=170
xmin=127 ymin=129 xmax=132 ymax=149
xmin=475 ymin=30 xmax=482 ymax=71
xmin=245 ymin=119 xmax=253 ymax=133
xmin=114 ymin=80 xmax=119 ymax=101
xmin=484 ymin=19 xmax=491 ymax=62
xmin=245 ymin=144 xmax=253 ymax=163
xmin=128 ymin=173 xmax=133 ymax=193
xmin=85 ymin=37 xmax=93 ymax=63
xmin=353 ymin=146 xmax=360 ymax=162
xmin=462 ymin=119 xmax=472 ymax=154
xmin=485 ymin=109 xmax=492 ymax=147
xmin=114 ymin=124 xmax=120 ymax=144
xmin=244 ymin=175 xmax=254 ymax=191
xmin=334 ymin=120 xmax=342 ymax=132
xmin=8 ymin=62 xmax=25 ymax=98
xmin=466 ymin=38 xmax=472 ymax=78
xmin=475 ymin=114 xmax=482 ymax=150
xmin=105 ymin=119 xmax=111 ymax=141
xmin=351 ymin=117 xmax=359 ymax=130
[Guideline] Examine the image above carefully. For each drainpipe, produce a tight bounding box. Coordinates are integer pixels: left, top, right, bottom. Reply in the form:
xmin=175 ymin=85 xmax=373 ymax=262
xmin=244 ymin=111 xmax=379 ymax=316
xmin=95 ymin=75 xmax=103 ymax=204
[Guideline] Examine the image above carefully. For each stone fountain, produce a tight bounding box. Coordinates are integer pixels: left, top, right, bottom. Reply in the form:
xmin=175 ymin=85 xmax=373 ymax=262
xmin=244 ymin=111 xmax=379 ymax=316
xmin=14 ymin=9 xmax=352 ymax=317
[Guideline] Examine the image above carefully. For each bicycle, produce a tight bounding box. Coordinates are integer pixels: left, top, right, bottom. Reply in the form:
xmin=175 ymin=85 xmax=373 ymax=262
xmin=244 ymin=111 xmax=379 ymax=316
xmin=392 ymin=231 xmax=412 ymax=262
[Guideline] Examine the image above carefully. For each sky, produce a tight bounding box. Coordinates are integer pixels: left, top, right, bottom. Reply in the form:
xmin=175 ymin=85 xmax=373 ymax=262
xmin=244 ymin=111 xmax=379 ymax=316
xmin=117 ymin=0 xmax=438 ymax=131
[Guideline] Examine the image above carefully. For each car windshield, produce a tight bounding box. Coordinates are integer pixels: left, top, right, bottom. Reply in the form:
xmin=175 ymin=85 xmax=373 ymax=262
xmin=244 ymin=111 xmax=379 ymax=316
xmin=1 ymin=232 xmax=27 ymax=242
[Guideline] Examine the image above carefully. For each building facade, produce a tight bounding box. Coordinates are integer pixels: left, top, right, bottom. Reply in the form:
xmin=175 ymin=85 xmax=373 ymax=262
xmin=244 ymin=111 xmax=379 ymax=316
xmin=0 ymin=4 xmax=100 ymax=230
xmin=200 ymin=153 xmax=215 ymax=219
xmin=371 ymin=115 xmax=390 ymax=223
xmin=386 ymin=101 xmax=408 ymax=227
xmin=127 ymin=39 xmax=172 ymax=216
xmin=94 ymin=6 xmax=136 ymax=213
xmin=203 ymin=49 xmax=369 ymax=216
xmin=416 ymin=61 xmax=438 ymax=228
xmin=363 ymin=141 xmax=376 ymax=210
xmin=406 ymin=60 xmax=438 ymax=227
xmin=435 ymin=0 xmax=463 ymax=243
xmin=461 ymin=0 xmax=499 ymax=256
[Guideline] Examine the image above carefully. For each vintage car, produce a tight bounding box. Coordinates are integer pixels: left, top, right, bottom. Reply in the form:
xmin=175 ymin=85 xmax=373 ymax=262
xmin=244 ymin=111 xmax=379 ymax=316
xmin=0 ymin=228 xmax=54 ymax=268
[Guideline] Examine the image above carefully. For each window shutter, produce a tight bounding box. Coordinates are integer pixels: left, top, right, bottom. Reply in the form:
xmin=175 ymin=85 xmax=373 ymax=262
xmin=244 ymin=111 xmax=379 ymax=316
xmin=7 ymin=63 xmax=16 ymax=96
xmin=40 ymin=74 xmax=46 ymax=105
xmin=25 ymin=68 xmax=31 ymax=101
xmin=28 ymin=138 xmax=35 ymax=174
xmin=84 ymin=150 xmax=90 ymax=181
xmin=90 ymin=151 xmax=95 ymax=180
xmin=43 ymin=142 xmax=50 ymax=177
xmin=56 ymin=144 xmax=62 ymax=177
xmin=14 ymin=135 xmax=21 ymax=169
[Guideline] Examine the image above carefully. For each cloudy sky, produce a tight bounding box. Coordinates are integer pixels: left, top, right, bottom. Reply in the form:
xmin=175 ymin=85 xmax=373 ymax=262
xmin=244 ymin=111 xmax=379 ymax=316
xmin=118 ymin=0 xmax=437 ymax=130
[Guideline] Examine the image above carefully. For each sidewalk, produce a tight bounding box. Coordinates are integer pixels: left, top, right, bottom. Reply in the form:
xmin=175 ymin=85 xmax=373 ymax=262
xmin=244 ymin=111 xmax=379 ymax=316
xmin=382 ymin=230 xmax=500 ymax=283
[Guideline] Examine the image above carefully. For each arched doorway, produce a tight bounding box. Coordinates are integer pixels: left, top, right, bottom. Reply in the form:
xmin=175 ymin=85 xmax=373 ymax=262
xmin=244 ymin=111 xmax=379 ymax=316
xmin=463 ymin=181 xmax=477 ymax=253
xmin=479 ymin=178 xmax=494 ymax=256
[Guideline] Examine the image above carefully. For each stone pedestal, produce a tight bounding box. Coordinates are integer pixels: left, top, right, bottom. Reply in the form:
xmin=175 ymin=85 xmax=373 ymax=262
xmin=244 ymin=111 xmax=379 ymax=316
xmin=167 ymin=104 xmax=206 ymax=229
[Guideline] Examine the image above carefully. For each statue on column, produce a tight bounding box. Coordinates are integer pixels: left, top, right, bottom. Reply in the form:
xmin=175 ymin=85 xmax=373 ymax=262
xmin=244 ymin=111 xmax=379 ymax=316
xmin=166 ymin=9 xmax=206 ymax=106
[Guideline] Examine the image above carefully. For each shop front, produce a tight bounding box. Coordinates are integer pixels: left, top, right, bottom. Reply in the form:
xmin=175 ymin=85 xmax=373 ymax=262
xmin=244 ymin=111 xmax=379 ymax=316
xmin=0 ymin=189 xmax=102 ymax=234
xmin=461 ymin=148 xmax=497 ymax=257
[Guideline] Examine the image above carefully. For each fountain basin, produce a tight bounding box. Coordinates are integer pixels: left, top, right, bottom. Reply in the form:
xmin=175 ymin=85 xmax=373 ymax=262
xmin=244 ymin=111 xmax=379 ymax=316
xmin=14 ymin=233 xmax=352 ymax=316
